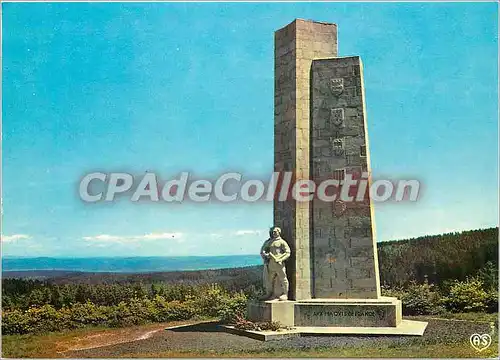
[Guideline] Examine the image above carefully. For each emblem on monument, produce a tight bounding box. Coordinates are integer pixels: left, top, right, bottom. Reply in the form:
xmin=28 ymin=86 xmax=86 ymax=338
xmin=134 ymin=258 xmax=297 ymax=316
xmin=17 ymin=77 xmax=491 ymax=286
xmin=330 ymin=108 xmax=344 ymax=127
xmin=330 ymin=137 xmax=345 ymax=156
xmin=329 ymin=78 xmax=344 ymax=96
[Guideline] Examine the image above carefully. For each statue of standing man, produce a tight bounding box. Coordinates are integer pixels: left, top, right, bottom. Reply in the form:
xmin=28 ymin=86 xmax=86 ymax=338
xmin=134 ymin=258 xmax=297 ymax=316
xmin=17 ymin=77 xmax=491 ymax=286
xmin=260 ymin=226 xmax=291 ymax=301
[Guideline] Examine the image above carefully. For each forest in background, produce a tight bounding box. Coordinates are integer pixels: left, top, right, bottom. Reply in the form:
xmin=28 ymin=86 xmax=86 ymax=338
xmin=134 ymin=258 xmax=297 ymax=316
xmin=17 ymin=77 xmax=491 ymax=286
xmin=378 ymin=227 xmax=498 ymax=286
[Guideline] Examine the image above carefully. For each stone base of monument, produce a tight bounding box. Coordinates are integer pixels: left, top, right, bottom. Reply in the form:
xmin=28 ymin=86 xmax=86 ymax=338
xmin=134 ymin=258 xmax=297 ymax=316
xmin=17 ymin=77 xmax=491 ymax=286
xmin=247 ymin=299 xmax=296 ymax=326
xmin=227 ymin=296 xmax=427 ymax=340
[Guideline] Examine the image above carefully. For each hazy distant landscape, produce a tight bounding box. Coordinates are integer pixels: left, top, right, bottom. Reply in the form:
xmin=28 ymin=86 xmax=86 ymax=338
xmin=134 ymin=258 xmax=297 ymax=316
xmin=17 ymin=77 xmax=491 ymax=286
xmin=2 ymin=254 xmax=262 ymax=274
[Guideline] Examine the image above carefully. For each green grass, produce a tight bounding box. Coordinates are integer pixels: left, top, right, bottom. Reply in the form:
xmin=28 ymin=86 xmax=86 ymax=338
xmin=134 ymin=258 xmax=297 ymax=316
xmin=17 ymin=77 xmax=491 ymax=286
xmin=2 ymin=327 xmax=106 ymax=358
xmin=125 ymin=343 xmax=498 ymax=358
xmin=433 ymin=312 xmax=498 ymax=323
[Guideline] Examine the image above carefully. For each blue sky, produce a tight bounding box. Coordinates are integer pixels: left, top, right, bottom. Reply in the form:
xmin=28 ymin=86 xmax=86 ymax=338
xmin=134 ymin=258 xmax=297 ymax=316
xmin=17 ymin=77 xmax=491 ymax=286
xmin=2 ymin=2 xmax=498 ymax=257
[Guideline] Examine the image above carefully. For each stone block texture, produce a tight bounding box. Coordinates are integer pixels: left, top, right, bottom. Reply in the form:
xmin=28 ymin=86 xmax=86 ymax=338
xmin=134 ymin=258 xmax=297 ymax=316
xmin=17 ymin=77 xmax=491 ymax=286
xmin=248 ymin=300 xmax=295 ymax=327
xmin=274 ymin=19 xmax=338 ymax=301
xmin=310 ymin=56 xmax=381 ymax=299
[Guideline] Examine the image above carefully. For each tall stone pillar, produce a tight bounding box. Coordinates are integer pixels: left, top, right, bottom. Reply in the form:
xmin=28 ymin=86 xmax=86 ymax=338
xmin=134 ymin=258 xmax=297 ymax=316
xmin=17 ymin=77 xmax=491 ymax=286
xmin=310 ymin=56 xmax=381 ymax=299
xmin=274 ymin=19 xmax=337 ymax=300
xmin=246 ymin=19 xmax=426 ymax=337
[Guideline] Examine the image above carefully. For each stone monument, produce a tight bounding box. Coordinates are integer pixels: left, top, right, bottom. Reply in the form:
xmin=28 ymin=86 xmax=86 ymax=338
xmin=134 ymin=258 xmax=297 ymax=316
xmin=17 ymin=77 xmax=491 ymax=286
xmin=243 ymin=19 xmax=428 ymax=339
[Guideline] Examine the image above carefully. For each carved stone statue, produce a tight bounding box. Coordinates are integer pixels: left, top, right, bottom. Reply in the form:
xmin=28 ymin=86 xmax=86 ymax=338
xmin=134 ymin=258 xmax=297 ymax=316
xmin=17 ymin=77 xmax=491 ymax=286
xmin=260 ymin=226 xmax=291 ymax=301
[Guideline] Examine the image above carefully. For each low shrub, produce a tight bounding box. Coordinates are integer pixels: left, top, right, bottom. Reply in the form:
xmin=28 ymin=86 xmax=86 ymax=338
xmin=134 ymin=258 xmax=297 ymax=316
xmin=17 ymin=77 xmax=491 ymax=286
xmin=2 ymin=295 xmax=200 ymax=334
xmin=401 ymin=282 xmax=444 ymax=315
xmin=380 ymin=285 xmax=405 ymax=300
xmin=69 ymin=301 xmax=110 ymax=327
xmin=2 ymin=309 xmax=32 ymax=335
xmin=233 ymin=315 xmax=259 ymax=330
xmin=2 ymin=305 xmax=73 ymax=334
xmin=108 ymin=299 xmax=149 ymax=327
xmin=485 ymin=290 xmax=499 ymax=313
xmin=161 ymin=300 xmax=197 ymax=321
xmin=217 ymin=291 xmax=247 ymax=324
xmin=191 ymin=283 xmax=228 ymax=318
xmin=233 ymin=316 xmax=283 ymax=332
xmin=382 ymin=282 xmax=443 ymax=315
xmin=258 ymin=321 xmax=282 ymax=331
xmin=442 ymin=279 xmax=489 ymax=313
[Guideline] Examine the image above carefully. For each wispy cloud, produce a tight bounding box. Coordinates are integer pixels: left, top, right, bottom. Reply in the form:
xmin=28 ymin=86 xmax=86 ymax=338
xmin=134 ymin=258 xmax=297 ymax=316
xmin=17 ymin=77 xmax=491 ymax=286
xmin=233 ymin=230 xmax=262 ymax=236
xmin=83 ymin=232 xmax=183 ymax=244
xmin=140 ymin=233 xmax=183 ymax=240
xmin=209 ymin=230 xmax=264 ymax=238
xmin=82 ymin=234 xmax=123 ymax=242
xmin=2 ymin=234 xmax=32 ymax=242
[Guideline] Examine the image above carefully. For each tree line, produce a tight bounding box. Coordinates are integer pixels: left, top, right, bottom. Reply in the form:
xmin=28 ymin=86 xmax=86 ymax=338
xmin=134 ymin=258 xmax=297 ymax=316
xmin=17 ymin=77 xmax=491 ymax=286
xmin=378 ymin=227 xmax=498 ymax=287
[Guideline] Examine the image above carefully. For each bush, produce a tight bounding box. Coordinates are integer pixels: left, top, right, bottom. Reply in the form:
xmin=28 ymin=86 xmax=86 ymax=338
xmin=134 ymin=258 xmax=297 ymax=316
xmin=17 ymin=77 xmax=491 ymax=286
xmin=380 ymin=285 xmax=405 ymax=300
xmin=160 ymin=284 xmax=196 ymax=302
xmin=233 ymin=316 xmax=282 ymax=331
xmin=69 ymin=301 xmax=110 ymax=327
xmin=2 ymin=309 xmax=31 ymax=335
xmin=217 ymin=291 xmax=247 ymax=324
xmin=26 ymin=305 xmax=67 ymax=333
xmin=401 ymin=282 xmax=444 ymax=315
xmin=151 ymin=295 xmax=171 ymax=321
xmin=258 ymin=321 xmax=282 ymax=331
xmin=189 ymin=283 xmax=248 ymax=323
xmin=162 ymin=300 xmax=197 ymax=321
xmin=2 ymin=293 xmax=223 ymax=335
xmin=442 ymin=279 xmax=489 ymax=312
xmin=108 ymin=299 xmax=150 ymax=327
xmin=382 ymin=282 xmax=443 ymax=315
xmin=485 ymin=289 xmax=499 ymax=313
xmin=191 ymin=284 xmax=227 ymax=318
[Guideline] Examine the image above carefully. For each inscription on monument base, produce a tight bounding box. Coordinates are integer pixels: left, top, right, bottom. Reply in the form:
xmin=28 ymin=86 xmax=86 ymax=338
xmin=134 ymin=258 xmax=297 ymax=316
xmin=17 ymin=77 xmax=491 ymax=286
xmin=294 ymin=300 xmax=401 ymax=327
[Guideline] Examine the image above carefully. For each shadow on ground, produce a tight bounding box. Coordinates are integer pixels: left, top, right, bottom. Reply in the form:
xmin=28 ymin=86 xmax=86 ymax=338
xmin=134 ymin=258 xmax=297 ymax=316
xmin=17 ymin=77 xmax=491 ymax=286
xmin=169 ymin=321 xmax=224 ymax=333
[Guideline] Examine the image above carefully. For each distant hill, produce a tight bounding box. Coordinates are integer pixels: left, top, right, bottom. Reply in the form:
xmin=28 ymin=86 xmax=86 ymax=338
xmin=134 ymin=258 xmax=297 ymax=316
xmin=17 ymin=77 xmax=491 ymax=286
xmin=2 ymin=255 xmax=262 ymax=273
xmin=2 ymin=270 xmax=86 ymax=280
